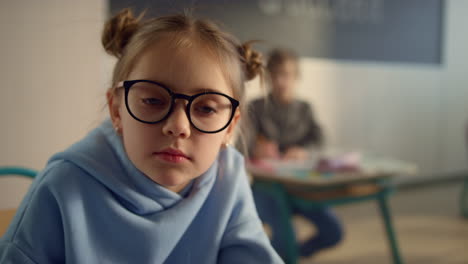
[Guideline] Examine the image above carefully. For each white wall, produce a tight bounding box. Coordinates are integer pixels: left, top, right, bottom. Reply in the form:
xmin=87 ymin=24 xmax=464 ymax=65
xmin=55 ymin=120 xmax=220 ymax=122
xmin=439 ymin=0 xmax=468 ymax=175
xmin=0 ymin=0 xmax=109 ymax=209
xmin=296 ymin=60 xmax=444 ymax=175
xmin=249 ymin=0 xmax=468 ymax=177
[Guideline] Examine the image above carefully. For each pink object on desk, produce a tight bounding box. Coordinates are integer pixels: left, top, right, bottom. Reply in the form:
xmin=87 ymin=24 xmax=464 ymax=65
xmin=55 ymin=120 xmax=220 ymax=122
xmin=316 ymin=152 xmax=362 ymax=173
xmin=249 ymin=151 xmax=363 ymax=178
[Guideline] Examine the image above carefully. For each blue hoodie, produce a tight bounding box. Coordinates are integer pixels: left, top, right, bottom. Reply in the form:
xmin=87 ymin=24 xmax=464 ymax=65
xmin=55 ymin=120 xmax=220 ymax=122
xmin=0 ymin=120 xmax=283 ymax=264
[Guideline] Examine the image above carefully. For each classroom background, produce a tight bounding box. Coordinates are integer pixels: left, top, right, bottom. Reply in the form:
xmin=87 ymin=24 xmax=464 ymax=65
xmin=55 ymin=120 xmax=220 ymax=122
xmin=1 ymin=1 xmax=467 ymax=263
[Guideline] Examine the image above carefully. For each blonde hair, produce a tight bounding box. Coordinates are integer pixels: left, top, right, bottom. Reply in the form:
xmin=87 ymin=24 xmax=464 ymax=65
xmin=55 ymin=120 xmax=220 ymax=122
xmin=102 ymin=8 xmax=263 ymax=102
xmin=102 ymin=9 xmax=263 ymax=151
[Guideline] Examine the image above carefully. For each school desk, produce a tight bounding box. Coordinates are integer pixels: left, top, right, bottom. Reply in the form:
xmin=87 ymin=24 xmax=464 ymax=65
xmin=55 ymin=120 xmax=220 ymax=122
xmin=248 ymin=158 xmax=416 ymax=264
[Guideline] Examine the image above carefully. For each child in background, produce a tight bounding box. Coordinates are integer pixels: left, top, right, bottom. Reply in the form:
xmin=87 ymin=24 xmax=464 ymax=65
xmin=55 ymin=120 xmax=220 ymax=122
xmin=248 ymin=48 xmax=343 ymax=258
xmin=248 ymin=48 xmax=323 ymax=160
xmin=0 ymin=9 xmax=283 ymax=264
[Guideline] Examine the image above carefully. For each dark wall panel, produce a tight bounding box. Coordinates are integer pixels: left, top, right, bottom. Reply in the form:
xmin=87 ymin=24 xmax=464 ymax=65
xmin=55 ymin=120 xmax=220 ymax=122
xmin=110 ymin=0 xmax=444 ymax=64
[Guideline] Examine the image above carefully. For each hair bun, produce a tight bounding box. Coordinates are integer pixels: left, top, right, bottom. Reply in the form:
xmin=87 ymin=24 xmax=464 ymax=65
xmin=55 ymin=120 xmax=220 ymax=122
xmin=239 ymin=41 xmax=263 ymax=81
xmin=102 ymin=8 xmax=143 ymax=58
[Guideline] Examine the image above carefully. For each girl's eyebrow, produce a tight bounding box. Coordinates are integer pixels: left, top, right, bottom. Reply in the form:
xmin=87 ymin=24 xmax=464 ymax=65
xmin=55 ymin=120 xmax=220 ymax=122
xmin=142 ymin=79 xmax=226 ymax=95
xmin=191 ymin=87 xmax=223 ymax=94
xmin=170 ymin=84 xmax=225 ymax=95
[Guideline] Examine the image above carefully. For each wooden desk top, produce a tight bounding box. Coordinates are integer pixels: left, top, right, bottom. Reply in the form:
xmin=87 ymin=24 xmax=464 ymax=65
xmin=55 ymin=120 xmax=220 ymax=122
xmin=248 ymin=164 xmax=391 ymax=188
xmin=247 ymin=157 xmax=417 ymax=189
xmin=0 ymin=209 xmax=16 ymax=237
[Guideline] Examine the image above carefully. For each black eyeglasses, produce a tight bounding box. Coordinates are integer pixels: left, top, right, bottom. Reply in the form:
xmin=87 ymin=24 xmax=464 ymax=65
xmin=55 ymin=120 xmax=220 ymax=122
xmin=118 ymin=80 xmax=239 ymax=133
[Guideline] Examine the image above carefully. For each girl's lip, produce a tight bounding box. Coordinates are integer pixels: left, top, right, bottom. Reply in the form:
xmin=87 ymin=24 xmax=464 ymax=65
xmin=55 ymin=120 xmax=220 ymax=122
xmin=153 ymin=148 xmax=190 ymax=160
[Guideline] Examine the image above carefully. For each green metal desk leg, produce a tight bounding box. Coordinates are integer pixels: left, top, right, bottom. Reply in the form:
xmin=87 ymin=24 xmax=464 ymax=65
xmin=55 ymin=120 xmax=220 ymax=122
xmin=377 ymin=194 xmax=403 ymax=264
xmin=253 ymin=183 xmax=298 ymax=264
xmin=461 ymin=178 xmax=468 ymax=218
xmin=274 ymin=185 xmax=298 ymax=264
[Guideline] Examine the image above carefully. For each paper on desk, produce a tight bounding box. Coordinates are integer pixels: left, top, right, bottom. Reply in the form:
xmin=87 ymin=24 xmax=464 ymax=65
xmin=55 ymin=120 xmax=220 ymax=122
xmin=248 ymin=159 xmax=315 ymax=178
xmin=248 ymin=150 xmax=417 ymax=180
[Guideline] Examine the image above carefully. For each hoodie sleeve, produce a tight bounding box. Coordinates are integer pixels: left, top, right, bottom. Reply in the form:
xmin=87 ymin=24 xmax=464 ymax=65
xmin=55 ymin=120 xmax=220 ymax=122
xmin=0 ymin=243 xmax=37 ymax=264
xmin=0 ymin=161 xmax=67 ymax=264
xmin=217 ymin=158 xmax=284 ymax=264
xmin=218 ymin=218 xmax=284 ymax=264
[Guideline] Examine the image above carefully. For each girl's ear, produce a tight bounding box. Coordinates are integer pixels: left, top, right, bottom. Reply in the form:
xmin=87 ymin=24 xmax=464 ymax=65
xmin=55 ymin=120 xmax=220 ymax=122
xmin=224 ymin=110 xmax=241 ymax=145
xmin=107 ymin=90 xmax=122 ymax=130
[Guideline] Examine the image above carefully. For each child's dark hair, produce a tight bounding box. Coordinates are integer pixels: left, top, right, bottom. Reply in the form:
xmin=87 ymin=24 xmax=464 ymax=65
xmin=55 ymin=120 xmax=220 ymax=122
xmin=266 ymin=48 xmax=299 ymax=73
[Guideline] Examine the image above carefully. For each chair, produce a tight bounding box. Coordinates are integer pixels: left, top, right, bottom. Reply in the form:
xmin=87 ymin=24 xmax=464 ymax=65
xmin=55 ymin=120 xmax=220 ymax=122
xmin=0 ymin=166 xmax=37 ymax=178
xmin=461 ymin=124 xmax=468 ymax=218
xmin=0 ymin=166 xmax=37 ymax=236
xmin=461 ymin=180 xmax=468 ymax=218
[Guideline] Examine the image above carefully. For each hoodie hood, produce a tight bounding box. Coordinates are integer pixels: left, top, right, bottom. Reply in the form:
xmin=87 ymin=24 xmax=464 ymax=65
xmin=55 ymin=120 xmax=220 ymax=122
xmin=50 ymin=119 xmax=217 ymax=215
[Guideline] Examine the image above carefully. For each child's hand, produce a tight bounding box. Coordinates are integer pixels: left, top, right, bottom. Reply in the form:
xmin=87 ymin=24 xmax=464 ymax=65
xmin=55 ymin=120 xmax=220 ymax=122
xmin=282 ymin=146 xmax=308 ymax=161
xmin=253 ymin=137 xmax=280 ymax=160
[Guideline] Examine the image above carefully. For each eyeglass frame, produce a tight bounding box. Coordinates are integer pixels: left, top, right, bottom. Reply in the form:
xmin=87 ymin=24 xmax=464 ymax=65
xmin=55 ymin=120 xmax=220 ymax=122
xmin=116 ymin=79 xmax=240 ymax=134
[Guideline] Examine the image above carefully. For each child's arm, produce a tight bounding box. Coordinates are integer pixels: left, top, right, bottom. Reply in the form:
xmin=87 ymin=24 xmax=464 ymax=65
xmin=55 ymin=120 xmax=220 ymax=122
xmin=218 ymin=218 xmax=284 ymax=264
xmin=252 ymin=135 xmax=281 ymax=160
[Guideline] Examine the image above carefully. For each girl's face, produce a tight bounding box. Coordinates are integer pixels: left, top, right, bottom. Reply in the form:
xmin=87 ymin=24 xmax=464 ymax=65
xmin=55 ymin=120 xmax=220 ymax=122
xmin=108 ymin=38 xmax=240 ymax=193
xmin=270 ymin=59 xmax=298 ymax=103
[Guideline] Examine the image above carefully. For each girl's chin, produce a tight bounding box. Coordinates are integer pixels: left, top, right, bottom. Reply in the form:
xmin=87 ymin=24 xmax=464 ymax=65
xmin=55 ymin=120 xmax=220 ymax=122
xmin=147 ymin=173 xmax=192 ymax=192
xmin=161 ymin=181 xmax=192 ymax=193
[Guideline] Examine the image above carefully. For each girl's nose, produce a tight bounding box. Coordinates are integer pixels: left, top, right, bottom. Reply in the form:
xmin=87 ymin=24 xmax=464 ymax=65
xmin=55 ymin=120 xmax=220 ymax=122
xmin=162 ymin=102 xmax=191 ymax=138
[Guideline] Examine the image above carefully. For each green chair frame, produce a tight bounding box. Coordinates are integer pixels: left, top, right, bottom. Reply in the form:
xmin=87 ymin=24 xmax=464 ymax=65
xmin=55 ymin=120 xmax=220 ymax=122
xmin=0 ymin=166 xmax=37 ymax=178
xmin=462 ymin=125 xmax=468 ymax=218
xmin=461 ymin=177 xmax=468 ymax=218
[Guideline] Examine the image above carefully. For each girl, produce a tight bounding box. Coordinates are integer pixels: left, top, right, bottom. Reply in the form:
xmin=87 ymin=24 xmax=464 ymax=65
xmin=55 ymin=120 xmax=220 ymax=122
xmin=0 ymin=9 xmax=283 ymax=264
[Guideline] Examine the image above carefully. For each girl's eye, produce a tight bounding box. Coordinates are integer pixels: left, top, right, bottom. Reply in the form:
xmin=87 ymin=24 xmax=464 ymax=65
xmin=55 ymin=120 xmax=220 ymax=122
xmin=195 ymin=105 xmax=217 ymax=114
xmin=141 ymin=98 xmax=165 ymax=106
